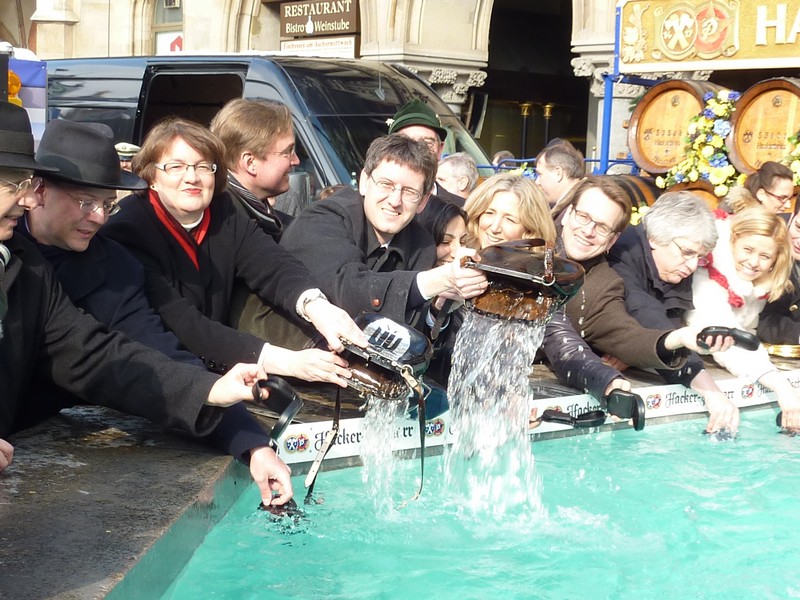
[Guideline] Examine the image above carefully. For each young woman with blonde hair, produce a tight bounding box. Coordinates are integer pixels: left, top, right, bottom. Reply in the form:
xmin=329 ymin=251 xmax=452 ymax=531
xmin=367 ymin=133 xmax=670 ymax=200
xmin=686 ymin=207 xmax=800 ymax=429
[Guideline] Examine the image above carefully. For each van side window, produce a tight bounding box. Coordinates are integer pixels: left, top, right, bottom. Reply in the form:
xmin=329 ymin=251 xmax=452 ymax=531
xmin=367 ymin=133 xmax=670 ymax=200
xmin=273 ymin=135 xmax=320 ymax=218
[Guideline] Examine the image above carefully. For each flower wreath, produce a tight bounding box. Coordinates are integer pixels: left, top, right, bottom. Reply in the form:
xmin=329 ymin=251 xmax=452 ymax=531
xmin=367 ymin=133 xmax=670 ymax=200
xmin=655 ymin=89 xmax=746 ymax=198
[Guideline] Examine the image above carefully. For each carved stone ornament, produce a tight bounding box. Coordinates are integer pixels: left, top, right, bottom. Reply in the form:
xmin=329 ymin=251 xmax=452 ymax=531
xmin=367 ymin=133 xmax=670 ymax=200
xmin=429 ymin=68 xmax=458 ymax=84
xmin=466 ymin=71 xmax=487 ymax=87
xmin=571 ymin=56 xmax=595 ymax=77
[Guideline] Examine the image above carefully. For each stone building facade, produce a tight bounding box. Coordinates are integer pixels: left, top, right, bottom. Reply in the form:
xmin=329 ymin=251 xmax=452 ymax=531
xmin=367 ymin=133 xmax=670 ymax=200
xmin=3 ymin=0 xmax=637 ymax=163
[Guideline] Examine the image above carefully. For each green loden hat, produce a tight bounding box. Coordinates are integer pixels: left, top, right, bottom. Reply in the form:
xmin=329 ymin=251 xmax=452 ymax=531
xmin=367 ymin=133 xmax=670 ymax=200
xmin=388 ymin=99 xmax=448 ymax=141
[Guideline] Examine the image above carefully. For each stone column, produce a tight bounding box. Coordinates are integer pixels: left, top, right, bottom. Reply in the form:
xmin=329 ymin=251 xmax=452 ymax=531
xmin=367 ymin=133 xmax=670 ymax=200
xmin=30 ymin=0 xmax=79 ymax=59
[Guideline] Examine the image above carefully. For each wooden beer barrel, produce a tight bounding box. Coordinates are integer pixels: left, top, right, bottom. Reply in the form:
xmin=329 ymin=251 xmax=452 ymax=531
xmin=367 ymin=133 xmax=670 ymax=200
xmin=599 ymin=174 xmax=662 ymax=208
xmin=667 ymin=180 xmax=718 ymax=210
xmin=729 ymin=78 xmax=800 ymax=174
xmin=628 ymin=80 xmax=723 ymax=174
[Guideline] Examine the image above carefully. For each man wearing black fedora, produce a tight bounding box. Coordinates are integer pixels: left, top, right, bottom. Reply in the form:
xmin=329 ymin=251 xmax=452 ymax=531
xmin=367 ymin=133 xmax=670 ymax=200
xmin=14 ymin=117 xmax=295 ymax=506
xmin=0 ymin=104 xmax=292 ymax=505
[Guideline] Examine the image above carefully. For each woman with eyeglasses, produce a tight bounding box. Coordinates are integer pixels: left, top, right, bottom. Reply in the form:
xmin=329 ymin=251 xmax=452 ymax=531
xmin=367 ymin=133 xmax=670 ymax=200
xmin=685 ymin=207 xmax=800 ymax=429
xmin=104 ymin=117 xmax=367 ymax=387
xmin=0 ymin=102 xmax=275 ymax=474
xmin=721 ymin=161 xmax=795 ymax=214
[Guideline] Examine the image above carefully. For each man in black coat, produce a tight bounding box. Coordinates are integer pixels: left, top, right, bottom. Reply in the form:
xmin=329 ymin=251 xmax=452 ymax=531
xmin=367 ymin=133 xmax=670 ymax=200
xmin=270 ymin=134 xmax=487 ymax=349
xmin=210 ymin=100 xmax=300 ymax=341
xmin=0 ymin=104 xmax=289 ymax=503
xmin=16 ymin=118 xmax=293 ymax=506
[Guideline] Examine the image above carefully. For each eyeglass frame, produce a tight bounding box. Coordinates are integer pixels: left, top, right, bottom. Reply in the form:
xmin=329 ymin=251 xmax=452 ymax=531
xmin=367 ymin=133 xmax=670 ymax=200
xmin=671 ymin=238 xmax=704 ymax=263
xmin=263 ymin=144 xmax=298 ymax=160
xmin=49 ymin=180 xmax=121 ymax=217
xmin=0 ymin=176 xmax=34 ymax=199
xmin=368 ymin=173 xmax=424 ymax=204
xmin=569 ymin=207 xmax=617 ymax=238
xmin=154 ymin=162 xmax=218 ymax=176
xmin=761 ymin=187 xmax=794 ymax=205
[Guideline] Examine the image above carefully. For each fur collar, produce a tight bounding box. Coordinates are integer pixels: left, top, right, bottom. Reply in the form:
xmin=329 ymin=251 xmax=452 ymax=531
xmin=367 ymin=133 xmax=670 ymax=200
xmin=701 ymin=215 xmax=771 ymax=307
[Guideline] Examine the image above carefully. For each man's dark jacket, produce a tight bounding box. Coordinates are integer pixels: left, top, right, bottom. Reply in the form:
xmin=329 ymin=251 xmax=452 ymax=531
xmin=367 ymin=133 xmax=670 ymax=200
xmin=607 ymin=225 xmax=703 ymax=387
xmin=279 ymin=188 xmax=437 ymax=326
xmin=757 ymin=265 xmax=800 ymax=344
xmin=16 ymin=227 xmax=271 ymax=460
xmin=0 ymin=233 xmax=221 ymax=438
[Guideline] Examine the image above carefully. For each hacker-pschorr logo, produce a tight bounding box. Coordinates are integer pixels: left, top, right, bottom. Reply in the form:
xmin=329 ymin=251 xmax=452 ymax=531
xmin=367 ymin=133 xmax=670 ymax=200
xmin=424 ymin=419 xmax=445 ymax=437
xmin=362 ymin=317 xmax=411 ymax=362
xmin=646 ymin=393 xmax=662 ymax=409
xmin=740 ymin=383 xmax=755 ymax=400
xmin=655 ymin=1 xmax=738 ymax=61
xmin=283 ymin=433 xmax=310 ymax=453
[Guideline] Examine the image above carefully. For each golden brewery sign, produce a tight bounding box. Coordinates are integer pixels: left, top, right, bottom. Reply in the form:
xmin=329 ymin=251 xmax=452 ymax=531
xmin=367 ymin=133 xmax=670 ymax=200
xmin=281 ymin=0 xmax=358 ymax=38
xmin=619 ymin=0 xmax=800 ymax=72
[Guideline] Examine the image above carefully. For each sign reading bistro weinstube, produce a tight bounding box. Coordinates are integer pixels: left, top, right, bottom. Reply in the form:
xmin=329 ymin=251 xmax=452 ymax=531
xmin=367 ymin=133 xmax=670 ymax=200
xmin=281 ymin=0 xmax=358 ymax=38
xmin=619 ymin=0 xmax=800 ymax=72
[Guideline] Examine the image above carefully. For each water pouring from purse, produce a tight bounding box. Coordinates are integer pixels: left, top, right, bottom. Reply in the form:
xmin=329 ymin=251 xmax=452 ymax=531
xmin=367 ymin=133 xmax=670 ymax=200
xmin=444 ymin=241 xmax=585 ymax=517
xmin=304 ymin=313 xmax=438 ymax=508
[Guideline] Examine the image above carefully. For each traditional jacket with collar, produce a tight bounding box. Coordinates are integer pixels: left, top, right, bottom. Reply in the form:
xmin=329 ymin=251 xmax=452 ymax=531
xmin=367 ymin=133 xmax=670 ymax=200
xmin=564 ymin=252 xmax=686 ymax=370
xmin=279 ymin=187 xmax=437 ymax=326
xmin=0 ymin=233 xmax=222 ymax=438
xmin=103 ymin=190 xmax=315 ymax=371
xmin=608 ymin=225 xmax=705 ymax=387
xmin=16 ymin=225 xmax=271 ymax=461
xmin=685 ymin=216 xmax=776 ymax=381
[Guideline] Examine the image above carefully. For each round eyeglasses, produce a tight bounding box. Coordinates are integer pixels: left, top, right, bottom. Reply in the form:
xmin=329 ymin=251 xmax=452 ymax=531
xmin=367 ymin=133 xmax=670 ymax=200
xmin=368 ymin=174 xmax=423 ymax=204
xmin=570 ymin=208 xmax=616 ymax=238
xmin=51 ymin=182 xmax=120 ymax=216
xmin=0 ymin=177 xmax=33 ymax=199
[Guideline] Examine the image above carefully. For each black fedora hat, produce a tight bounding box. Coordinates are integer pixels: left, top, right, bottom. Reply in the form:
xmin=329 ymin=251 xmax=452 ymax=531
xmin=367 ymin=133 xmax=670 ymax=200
xmin=35 ymin=119 xmax=148 ymax=190
xmin=0 ymin=102 xmax=58 ymax=172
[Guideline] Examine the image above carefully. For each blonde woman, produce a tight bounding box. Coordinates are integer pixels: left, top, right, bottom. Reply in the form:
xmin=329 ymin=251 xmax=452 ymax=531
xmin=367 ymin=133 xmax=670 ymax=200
xmin=686 ymin=207 xmax=800 ymax=429
xmin=464 ymin=173 xmax=556 ymax=249
xmin=461 ymin=174 xmax=631 ymax=404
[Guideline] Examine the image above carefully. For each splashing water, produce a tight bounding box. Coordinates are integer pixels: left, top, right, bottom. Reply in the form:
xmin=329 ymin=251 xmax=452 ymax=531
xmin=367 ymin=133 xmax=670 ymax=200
xmin=359 ymin=395 xmax=409 ymax=514
xmin=444 ymin=310 xmax=548 ymax=519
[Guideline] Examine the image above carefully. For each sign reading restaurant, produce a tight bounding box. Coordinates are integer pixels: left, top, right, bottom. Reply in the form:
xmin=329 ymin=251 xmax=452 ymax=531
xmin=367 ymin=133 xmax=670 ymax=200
xmin=619 ymin=0 xmax=800 ymax=72
xmin=281 ymin=0 xmax=358 ymax=38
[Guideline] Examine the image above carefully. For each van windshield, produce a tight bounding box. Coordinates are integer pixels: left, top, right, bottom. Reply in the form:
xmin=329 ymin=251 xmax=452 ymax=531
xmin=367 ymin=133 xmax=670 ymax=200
xmin=280 ymin=62 xmax=491 ymax=182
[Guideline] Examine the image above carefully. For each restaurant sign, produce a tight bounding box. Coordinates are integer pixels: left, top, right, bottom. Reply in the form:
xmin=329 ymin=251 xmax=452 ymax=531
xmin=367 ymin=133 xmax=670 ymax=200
xmin=281 ymin=0 xmax=358 ymax=38
xmin=619 ymin=0 xmax=800 ymax=72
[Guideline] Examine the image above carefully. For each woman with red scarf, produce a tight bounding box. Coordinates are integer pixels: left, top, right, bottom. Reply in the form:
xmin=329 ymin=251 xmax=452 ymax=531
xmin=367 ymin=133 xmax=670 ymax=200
xmin=685 ymin=207 xmax=800 ymax=429
xmin=104 ymin=118 xmax=366 ymax=386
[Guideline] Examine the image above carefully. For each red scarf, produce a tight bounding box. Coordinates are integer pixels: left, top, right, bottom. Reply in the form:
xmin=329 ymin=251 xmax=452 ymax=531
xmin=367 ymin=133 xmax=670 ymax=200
xmin=148 ymin=190 xmax=210 ymax=270
xmin=703 ymin=252 xmax=745 ymax=308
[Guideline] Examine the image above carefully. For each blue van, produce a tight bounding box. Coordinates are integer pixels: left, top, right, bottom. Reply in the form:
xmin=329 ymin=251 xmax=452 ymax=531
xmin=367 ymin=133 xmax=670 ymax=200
xmin=46 ymin=55 xmax=491 ymax=209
